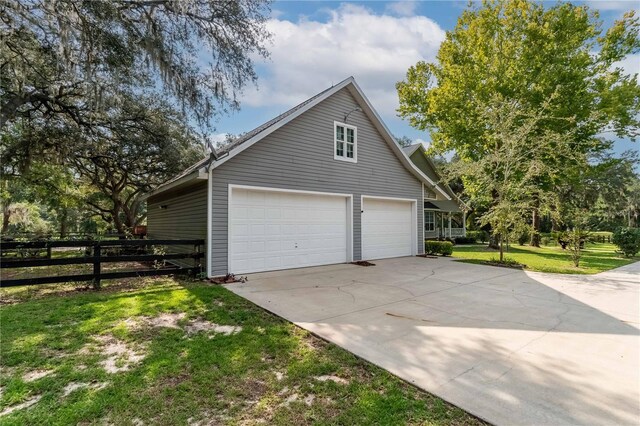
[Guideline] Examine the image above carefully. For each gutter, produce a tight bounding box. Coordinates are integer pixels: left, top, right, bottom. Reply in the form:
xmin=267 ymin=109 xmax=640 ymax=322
xmin=205 ymin=151 xmax=217 ymax=278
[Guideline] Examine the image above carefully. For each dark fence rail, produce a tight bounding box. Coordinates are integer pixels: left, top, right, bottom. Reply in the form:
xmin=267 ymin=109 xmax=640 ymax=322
xmin=0 ymin=239 xmax=204 ymax=288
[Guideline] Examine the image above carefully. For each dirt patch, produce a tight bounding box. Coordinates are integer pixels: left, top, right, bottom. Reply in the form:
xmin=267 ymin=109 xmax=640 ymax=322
xmin=209 ymin=273 xmax=247 ymax=284
xmin=0 ymin=395 xmax=42 ymax=416
xmin=23 ymin=369 xmax=54 ymax=382
xmin=63 ymin=381 xmax=108 ymax=396
xmin=350 ymin=260 xmax=376 ymax=267
xmin=184 ymin=319 xmax=242 ymax=337
xmin=303 ymin=394 xmax=315 ymax=406
xmin=314 ymin=375 xmax=349 ymax=385
xmin=142 ymin=312 xmax=186 ymax=329
xmin=92 ymin=335 xmax=146 ymax=374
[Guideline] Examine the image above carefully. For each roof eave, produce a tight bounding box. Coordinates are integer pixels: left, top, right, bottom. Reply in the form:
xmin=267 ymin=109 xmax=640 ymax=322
xmin=140 ymin=167 xmax=208 ymax=201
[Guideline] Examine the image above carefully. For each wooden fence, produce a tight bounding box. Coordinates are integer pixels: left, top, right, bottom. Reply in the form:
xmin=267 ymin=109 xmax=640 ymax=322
xmin=0 ymin=239 xmax=204 ymax=288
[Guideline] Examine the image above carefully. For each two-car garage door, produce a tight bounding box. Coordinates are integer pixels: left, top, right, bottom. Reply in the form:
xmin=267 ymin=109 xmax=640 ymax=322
xmin=229 ymin=187 xmax=415 ymax=274
xmin=229 ymin=187 xmax=350 ymax=274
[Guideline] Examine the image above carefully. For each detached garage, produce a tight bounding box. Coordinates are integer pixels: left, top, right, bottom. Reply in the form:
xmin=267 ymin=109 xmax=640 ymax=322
xmin=145 ymin=77 xmax=458 ymax=277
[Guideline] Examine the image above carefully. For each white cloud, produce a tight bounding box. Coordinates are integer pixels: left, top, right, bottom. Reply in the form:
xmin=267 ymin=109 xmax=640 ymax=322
xmin=241 ymin=4 xmax=445 ymax=117
xmin=585 ymin=1 xmax=639 ymax=12
xmin=614 ymin=53 xmax=640 ymax=80
xmin=208 ymin=133 xmax=229 ymax=143
xmin=385 ymin=1 xmax=418 ymax=17
xmin=415 ymin=138 xmax=431 ymax=148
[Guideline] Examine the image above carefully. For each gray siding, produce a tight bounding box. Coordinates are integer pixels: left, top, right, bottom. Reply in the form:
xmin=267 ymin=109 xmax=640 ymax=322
xmin=147 ymin=181 xmax=207 ymax=268
xmin=210 ymin=87 xmax=423 ymax=275
xmin=409 ymin=151 xmax=450 ymax=200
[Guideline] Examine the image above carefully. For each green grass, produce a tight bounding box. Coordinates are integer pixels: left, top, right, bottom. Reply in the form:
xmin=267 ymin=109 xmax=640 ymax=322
xmin=452 ymin=242 xmax=637 ymax=274
xmin=0 ymin=278 xmax=483 ymax=425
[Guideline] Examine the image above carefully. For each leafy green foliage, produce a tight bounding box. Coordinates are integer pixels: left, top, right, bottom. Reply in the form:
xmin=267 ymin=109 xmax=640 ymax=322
xmin=561 ymin=229 xmax=591 ymax=267
xmin=397 ymin=0 xmax=640 ymax=244
xmin=466 ymin=230 xmax=488 ymax=243
xmin=1 ymin=0 xmax=271 ymax=130
xmin=425 ymin=240 xmax=454 ymax=256
xmin=612 ymin=227 xmax=640 ymax=257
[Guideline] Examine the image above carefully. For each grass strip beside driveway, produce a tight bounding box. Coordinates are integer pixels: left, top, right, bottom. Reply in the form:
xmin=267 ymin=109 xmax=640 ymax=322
xmin=452 ymin=243 xmax=637 ymax=274
xmin=0 ymin=278 xmax=483 ymax=425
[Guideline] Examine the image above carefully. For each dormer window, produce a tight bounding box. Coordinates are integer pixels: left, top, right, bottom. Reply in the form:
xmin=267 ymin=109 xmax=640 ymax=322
xmin=334 ymin=122 xmax=357 ymax=163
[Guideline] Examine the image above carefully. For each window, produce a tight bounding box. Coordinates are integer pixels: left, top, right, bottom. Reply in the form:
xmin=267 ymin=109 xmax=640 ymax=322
xmin=424 ymin=186 xmax=437 ymax=200
xmin=334 ymin=122 xmax=357 ymax=163
xmin=424 ymin=211 xmax=435 ymax=232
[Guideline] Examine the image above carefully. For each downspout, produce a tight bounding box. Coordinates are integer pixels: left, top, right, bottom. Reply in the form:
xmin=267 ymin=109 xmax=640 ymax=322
xmin=205 ymin=151 xmax=217 ymax=278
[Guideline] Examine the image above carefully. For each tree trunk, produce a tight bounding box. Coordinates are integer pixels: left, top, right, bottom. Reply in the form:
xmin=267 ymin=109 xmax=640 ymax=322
xmin=530 ymin=208 xmax=541 ymax=247
xmin=499 ymin=233 xmax=504 ymax=262
xmin=2 ymin=204 xmax=11 ymax=234
xmin=488 ymin=233 xmax=500 ymax=249
xmin=59 ymin=208 xmax=68 ymax=238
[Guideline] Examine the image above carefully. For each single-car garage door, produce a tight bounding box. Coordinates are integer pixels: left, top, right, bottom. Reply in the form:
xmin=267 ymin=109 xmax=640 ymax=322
xmin=229 ymin=187 xmax=350 ymax=273
xmin=362 ymin=197 xmax=414 ymax=260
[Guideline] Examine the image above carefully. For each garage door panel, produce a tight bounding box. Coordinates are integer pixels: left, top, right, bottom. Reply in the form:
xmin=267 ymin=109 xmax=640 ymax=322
xmin=362 ymin=198 xmax=413 ymax=260
xmin=230 ymin=188 xmax=349 ymax=273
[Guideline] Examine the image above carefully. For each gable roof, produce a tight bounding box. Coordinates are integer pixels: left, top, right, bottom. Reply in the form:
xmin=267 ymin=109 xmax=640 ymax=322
xmin=144 ymin=77 xmax=452 ymax=200
xmin=404 ymin=143 xmax=468 ymax=210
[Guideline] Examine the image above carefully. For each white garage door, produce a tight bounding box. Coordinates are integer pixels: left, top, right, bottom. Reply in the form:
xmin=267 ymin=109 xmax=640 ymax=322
xmin=229 ymin=187 xmax=349 ymax=273
xmin=362 ymin=197 xmax=414 ymax=260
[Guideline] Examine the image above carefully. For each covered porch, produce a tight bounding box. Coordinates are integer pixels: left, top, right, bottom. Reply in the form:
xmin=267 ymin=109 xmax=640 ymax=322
xmin=424 ymin=200 xmax=465 ymax=240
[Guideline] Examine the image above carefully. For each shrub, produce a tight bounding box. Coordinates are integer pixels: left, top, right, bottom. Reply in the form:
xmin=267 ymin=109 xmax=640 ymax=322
xmin=517 ymin=232 xmax=529 ymax=246
xmin=454 ymin=236 xmax=476 ymax=244
xmin=425 ymin=240 xmax=454 ymax=256
xmin=612 ymin=228 xmax=640 ymax=257
xmin=466 ymin=230 xmax=488 ymax=243
xmin=488 ymin=256 xmax=523 ymax=267
xmin=541 ymin=236 xmax=550 ymax=246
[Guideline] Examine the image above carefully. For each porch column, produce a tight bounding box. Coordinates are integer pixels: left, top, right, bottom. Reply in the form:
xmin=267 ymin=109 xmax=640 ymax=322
xmin=448 ymin=213 xmax=452 ymax=238
xmin=463 ymin=211 xmax=466 ymax=236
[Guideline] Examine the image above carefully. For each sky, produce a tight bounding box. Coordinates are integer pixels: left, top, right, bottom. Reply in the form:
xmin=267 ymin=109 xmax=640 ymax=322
xmin=212 ymin=0 xmax=640 ymax=155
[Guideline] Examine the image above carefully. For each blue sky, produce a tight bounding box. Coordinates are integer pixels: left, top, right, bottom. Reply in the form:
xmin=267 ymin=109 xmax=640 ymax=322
xmin=213 ymin=1 xmax=640 ymax=155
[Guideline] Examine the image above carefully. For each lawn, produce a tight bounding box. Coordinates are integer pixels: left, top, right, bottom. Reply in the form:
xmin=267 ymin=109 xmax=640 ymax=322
xmin=0 ymin=278 xmax=483 ymax=425
xmin=452 ymin=242 xmax=637 ymax=274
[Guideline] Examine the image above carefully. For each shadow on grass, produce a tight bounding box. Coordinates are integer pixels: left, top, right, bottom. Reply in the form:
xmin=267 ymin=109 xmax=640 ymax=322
xmin=0 ymin=279 xmax=482 ymax=425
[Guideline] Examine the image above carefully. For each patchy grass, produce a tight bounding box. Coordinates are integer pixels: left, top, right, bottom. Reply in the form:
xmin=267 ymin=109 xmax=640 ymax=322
xmin=452 ymin=243 xmax=637 ymax=274
xmin=0 ymin=278 xmax=483 ymax=425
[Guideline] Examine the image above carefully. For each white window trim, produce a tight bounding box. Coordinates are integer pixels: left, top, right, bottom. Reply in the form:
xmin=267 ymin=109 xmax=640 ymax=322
xmin=334 ymin=121 xmax=357 ymax=163
xmin=424 ymin=210 xmax=436 ymax=232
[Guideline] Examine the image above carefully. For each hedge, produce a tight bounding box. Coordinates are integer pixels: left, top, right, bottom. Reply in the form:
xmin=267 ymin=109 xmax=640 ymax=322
xmin=425 ymin=240 xmax=453 ymax=256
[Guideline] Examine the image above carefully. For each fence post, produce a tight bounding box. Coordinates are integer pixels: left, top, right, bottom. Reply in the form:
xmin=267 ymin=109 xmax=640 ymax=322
xmin=93 ymin=242 xmax=101 ymax=290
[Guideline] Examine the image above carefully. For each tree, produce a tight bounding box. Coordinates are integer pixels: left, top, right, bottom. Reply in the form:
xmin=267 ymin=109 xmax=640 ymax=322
xmin=1 ymin=0 xmax=271 ymax=235
xmin=1 ymin=0 xmax=271 ymax=131
xmin=397 ymin=0 xmax=640 ymax=240
xmin=395 ymin=135 xmax=414 ymax=148
xmin=443 ymin=95 xmax=575 ymax=261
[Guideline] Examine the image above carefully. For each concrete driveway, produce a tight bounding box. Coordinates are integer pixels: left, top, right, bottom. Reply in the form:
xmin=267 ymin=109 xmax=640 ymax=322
xmin=226 ymin=257 xmax=640 ymax=425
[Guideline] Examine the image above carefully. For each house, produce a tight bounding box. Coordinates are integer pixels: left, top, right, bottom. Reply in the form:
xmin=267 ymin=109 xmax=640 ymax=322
xmin=402 ymin=144 xmax=467 ymax=240
xmin=144 ymin=77 xmax=465 ymax=277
